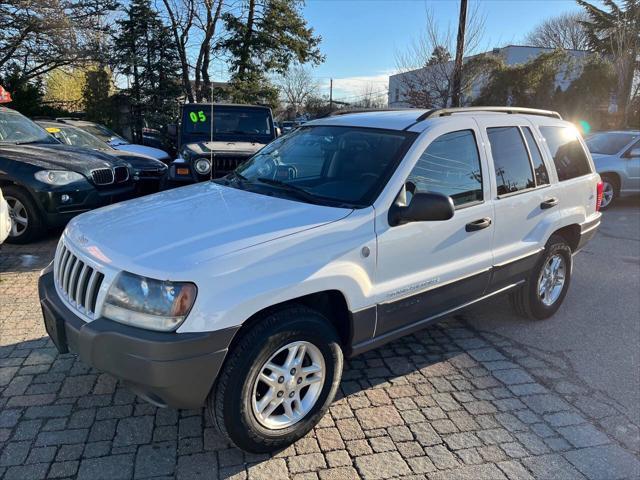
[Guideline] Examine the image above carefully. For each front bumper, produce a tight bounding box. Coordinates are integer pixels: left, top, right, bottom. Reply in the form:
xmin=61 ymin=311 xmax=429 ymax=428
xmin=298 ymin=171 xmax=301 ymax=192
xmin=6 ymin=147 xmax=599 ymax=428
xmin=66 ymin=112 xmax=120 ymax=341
xmin=38 ymin=265 xmax=238 ymax=409
xmin=34 ymin=183 xmax=135 ymax=228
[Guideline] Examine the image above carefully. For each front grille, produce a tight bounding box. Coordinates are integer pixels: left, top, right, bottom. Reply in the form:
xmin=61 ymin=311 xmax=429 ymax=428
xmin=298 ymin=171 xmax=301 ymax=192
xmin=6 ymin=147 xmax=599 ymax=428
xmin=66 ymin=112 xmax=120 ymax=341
xmin=203 ymin=156 xmax=247 ymax=178
xmin=92 ymin=168 xmax=114 ymax=185
xmin=54 ymin=242 xmax=104 ymax=316
xmin=114 ymin=166 xmax=129 ymax=183
xmin=138 ymin=168 xmax=165 ymax=178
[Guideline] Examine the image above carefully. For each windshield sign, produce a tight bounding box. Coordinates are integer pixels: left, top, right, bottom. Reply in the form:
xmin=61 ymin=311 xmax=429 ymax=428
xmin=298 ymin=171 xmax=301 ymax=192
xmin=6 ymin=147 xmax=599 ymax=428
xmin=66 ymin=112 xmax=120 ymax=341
xmin=182 ymin=107 xmax=274 ymax=143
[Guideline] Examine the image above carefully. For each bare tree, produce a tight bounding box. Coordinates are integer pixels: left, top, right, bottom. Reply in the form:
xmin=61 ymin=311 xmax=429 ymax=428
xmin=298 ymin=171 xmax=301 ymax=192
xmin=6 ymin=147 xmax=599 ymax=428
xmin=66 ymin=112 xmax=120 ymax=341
xmin=352 ymin=82 xmax=387 ymax=109
xmin=159 ymin=0 xmax=225 ymax=102
xmin=0 ymin=0 xmax=117 ymax=82
xmin=276 ymin=66 xmax=318 ymax=115
xmin=394 ymin=4 xmax=491 ymax=108
xmin=525 ymin=12 xmax=590 ymax=50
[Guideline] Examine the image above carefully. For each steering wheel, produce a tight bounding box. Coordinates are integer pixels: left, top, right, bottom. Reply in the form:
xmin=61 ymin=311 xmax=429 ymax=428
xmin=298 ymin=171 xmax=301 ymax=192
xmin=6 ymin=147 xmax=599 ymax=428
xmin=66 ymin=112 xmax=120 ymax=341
xmin=256 ymin=158 xmax=278 ymax=178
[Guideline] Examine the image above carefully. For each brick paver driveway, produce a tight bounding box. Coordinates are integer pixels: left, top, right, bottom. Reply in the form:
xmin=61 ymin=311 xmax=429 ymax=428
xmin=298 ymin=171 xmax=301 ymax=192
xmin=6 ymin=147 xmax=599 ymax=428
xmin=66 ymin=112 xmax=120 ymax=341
xmin=1 ymin=236 xmax=639 ymax=480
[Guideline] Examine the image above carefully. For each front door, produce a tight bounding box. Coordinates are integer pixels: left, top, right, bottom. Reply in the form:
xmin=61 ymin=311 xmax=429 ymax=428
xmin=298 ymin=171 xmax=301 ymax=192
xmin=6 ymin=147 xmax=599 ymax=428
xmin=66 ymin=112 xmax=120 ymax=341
xmin=373 ymin=119 xmax=495 ymax=337
xmin=623 ymin=140 xmax=640 ymax=191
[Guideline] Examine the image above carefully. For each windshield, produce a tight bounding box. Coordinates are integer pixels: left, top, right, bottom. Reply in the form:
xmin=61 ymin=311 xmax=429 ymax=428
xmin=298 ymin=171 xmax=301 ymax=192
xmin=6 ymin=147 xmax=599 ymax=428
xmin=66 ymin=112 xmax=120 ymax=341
xmin=78 ymin=123 xmax=128 ymax=144
xmin=182 ymin=106 xmax=274 ymax=142
xmin=0 ymin=109 xmax=58 ymax=145
xmin=586 ymin=132 xmax=639 ymax=155
xmin=232 ymin=125 xmax=416 ymax=206
xmin=44 ymin=125 xmax=111 ymax=151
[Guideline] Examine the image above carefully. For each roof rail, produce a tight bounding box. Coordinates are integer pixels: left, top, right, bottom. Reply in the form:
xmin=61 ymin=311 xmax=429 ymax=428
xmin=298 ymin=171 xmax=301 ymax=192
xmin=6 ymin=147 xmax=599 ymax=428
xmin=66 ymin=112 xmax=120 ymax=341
xmin=326 ymin=108 xmax=411 ymax=118
xmin=415 ymin=106 xmax=562 ymax=123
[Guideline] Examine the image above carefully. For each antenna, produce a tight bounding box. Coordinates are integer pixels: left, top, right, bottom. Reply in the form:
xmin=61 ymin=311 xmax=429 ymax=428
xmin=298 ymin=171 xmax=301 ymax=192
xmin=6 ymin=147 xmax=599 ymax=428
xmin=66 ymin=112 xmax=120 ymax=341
xmin=210 ymin=81 xmax=214 ymax=181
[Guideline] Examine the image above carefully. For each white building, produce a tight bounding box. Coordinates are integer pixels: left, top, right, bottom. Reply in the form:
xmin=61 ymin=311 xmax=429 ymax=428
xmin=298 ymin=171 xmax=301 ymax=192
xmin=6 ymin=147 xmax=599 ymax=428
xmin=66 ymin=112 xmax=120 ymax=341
xmin=388 ymin=45 xmax=589 ymax=108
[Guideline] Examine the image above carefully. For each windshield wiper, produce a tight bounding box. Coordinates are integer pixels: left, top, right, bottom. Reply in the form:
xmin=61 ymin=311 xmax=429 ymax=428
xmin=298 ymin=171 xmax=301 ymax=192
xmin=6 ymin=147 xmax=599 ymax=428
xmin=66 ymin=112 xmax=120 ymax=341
xmin=255 ymin=177 xmax=324 ymax=204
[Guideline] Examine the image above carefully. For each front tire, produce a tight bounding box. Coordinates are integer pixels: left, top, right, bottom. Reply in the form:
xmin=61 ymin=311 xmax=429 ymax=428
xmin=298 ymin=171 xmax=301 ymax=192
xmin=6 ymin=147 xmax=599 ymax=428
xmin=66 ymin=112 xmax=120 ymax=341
xmin=510 ymin=235 xmax=572 ymax=320
xmin=208 ymin=306 xmax=343 ymax=453
xmin=3 ymin=185 xmax=45 ymax=244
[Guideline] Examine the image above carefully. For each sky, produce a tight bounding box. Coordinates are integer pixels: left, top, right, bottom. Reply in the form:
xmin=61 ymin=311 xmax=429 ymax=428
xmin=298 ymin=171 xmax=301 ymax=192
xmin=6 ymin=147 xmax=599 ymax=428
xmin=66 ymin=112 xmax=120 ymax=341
xmin=298 ymin=0 xmax=594 ymax=102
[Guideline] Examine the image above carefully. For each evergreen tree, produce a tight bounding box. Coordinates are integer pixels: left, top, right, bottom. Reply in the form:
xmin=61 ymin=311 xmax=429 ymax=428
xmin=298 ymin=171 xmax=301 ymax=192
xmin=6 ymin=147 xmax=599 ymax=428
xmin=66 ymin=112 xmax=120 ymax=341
xmin=218 ymin=0 xmax=324 ymax=106
xmin=114 ymin=0 xmax=181 ymax=140
xmin=577 ymin=0 xmax=639 ymax=125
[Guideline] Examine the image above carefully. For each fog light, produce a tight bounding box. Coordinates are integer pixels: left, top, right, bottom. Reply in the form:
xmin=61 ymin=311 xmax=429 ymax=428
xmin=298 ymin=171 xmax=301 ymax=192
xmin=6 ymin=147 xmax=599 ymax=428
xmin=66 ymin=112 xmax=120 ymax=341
xmin=61 ymin=194 xmax=71 ymax=203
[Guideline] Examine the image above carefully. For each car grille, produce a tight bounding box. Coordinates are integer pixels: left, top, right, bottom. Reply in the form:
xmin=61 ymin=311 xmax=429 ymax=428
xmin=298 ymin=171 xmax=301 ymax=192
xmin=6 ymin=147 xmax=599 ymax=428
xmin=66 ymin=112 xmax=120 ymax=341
xmin=195 ymin=155 xmax=247 ymax=178
xmin=54 ymin=241 xmax=104 ymax=317
xmin=114 ymin=166 xmax=129 ymax=183
xmin=91 ymin=168 xmax=114 ymax=185
xmin=138 ymin=168 xmax=165 ymax=178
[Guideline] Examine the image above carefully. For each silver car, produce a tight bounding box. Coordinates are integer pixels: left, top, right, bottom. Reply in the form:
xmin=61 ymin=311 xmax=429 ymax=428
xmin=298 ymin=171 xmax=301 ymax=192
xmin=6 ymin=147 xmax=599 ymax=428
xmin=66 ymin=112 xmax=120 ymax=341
xmin=586 ymin=130 xmax=640 ymax=209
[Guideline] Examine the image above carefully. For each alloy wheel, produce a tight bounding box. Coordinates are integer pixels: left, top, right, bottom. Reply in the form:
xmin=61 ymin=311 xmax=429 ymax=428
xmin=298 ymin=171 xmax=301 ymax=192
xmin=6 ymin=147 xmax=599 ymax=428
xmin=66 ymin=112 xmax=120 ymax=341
xmin=600 ymin=181 xmax=614 ymax=209
xmin=5 ymin=196 xmax=28 ymax=238
xmin=537 ymin=254 xmax=566 ymax=306
xmin=251 ymin=341 xmax=325 ymax=430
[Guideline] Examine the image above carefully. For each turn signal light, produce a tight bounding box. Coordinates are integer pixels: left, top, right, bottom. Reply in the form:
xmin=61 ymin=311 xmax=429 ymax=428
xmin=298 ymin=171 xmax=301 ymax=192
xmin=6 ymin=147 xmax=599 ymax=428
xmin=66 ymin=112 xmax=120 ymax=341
xmin=596 ymin=181 xmax=603 ymax=212
xmin=176 ymin=168 xmax=189 ymax=175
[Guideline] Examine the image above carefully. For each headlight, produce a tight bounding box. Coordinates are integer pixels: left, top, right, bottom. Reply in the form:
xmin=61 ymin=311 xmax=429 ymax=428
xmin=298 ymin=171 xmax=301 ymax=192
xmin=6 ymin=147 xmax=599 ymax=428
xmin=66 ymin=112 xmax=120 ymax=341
xmin=194 ymin=158 xmax=211 ymax=175
xmin=103 ymin=271 xmax=197 ymax=331
xmin=34 ymin=170 xmax=85 ymax=185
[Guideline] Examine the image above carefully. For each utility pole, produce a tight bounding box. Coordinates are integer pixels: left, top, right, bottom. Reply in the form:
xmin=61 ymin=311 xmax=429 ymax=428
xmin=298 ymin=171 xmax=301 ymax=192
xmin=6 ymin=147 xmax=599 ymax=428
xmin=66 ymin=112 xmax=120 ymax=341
xmin=329 ymin=78 xmax=333 ymax=111
xmin=451 ymin=0 xmax=467 ymax=108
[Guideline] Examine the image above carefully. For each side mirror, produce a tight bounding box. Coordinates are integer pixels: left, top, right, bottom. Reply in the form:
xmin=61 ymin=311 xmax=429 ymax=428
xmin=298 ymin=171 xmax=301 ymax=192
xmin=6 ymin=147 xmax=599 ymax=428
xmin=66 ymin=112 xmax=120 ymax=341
xmin=388 ymin=191 xmax=454 ymax=227
xmin=166 ymin=123 xmax=178 ymax=138
xmin=628 ymin=148 xmax=640 ymax=158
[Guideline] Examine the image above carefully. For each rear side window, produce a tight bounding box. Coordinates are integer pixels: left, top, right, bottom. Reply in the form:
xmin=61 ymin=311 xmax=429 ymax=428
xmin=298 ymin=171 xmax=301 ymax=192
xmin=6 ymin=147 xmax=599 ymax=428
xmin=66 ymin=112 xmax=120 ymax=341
xmin=540 ymin=126 xmax=592 ymax=181
xmin=487 ymin=127 xmax=535 ymax=195
xmin=522 ymin=127 xmax=549 ymax=185
xmin=408 ymin=130 xmax=483 ymax=207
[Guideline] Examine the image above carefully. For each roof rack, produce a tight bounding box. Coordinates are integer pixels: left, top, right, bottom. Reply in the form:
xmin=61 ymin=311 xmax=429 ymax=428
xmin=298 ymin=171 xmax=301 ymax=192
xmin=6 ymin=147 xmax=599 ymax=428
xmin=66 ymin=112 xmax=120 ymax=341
xmin=326 ymin=108 xmax=411 ymax=118
xmin=415 ymin=106 xmax=562 ymax=122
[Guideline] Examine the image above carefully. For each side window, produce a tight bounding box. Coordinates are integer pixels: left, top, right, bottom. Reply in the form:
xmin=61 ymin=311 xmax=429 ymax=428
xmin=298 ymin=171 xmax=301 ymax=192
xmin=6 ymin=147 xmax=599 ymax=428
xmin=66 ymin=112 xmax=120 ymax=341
xmin=408 ymin=130 xmax=483 ymax=207
xmin=522 ymin=127 xmax=549 ymax=185
xmin=487 ymin=127 xmax=535 ymax=195
xmin=539 ymin=126 xmax=592 ymax=181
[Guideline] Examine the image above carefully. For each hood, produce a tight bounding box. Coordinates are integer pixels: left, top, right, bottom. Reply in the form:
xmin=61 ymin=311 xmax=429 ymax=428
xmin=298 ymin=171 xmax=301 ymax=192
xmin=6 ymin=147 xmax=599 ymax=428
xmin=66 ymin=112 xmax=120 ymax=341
xmin=110 ymin=150 xmax=167 ymax=171
xmin=65 ymin=182 xmax=352 ymax=275
xmin=183 ymin=141 xmax=265 ymax=157
xmin=0 ymin=143 xmax=128 ymax=174
xmin=114 ymin=143 xmax=171 ymax=161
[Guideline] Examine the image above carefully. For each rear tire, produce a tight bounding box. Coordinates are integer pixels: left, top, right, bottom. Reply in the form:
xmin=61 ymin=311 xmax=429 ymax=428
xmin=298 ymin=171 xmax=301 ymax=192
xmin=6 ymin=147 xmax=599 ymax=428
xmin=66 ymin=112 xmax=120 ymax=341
xmin=510 ymin=235 xmax=572 ymax=320
xmin=599 ymin=175 xmax=618 ymax=210
xmin=3 ymin=185 xmax=45 ymax=244
xmin=208 ymin=306 xmax=343 ymax=453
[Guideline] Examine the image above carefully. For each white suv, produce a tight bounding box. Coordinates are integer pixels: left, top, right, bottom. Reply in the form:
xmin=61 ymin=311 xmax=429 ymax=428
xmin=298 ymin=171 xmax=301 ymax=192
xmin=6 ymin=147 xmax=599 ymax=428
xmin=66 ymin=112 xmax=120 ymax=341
xmin=39 ymin=107 xmax=602 ymax=452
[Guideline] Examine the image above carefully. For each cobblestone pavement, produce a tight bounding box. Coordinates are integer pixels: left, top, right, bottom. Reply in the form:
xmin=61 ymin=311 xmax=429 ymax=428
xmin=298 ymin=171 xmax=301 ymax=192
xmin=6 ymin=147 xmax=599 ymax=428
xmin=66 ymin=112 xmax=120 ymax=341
xmin=1 ymin=236 xmax=639 ymax=480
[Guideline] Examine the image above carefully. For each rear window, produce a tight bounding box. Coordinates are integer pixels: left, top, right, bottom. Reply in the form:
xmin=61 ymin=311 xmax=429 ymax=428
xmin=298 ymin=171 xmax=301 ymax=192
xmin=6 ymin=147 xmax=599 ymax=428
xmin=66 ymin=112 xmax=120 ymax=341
xmin=487 ymin=127 xmax=535 ymax=195
xmin=539 ymin=126 xmax=592 ymax=181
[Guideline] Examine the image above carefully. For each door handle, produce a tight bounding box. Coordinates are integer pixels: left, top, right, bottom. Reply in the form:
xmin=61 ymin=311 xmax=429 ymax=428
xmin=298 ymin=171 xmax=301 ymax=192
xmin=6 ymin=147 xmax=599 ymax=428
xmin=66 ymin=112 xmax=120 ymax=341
xmin=540 ymin=197 xmax=558 ymax=209
xmin=465 ymin=217 xmax=492 ymax=232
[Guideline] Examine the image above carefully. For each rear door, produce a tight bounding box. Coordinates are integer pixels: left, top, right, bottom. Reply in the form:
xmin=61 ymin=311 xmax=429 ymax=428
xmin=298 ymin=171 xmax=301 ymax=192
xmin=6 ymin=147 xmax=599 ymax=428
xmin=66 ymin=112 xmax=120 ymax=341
xmin=475 ymin=116 xmax=555 ymax=290
xmin=623 ymin=140 xmax=640 ymax=191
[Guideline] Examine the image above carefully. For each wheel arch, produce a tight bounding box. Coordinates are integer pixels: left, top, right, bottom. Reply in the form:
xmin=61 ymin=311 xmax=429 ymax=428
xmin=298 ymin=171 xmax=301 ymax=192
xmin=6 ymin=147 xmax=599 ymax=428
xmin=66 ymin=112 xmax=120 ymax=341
xmin=226 ymin=290 xmax=355 ymax=355
xmin=550 ymin=224 xmax=581 ymax=252
xmin=599 ymin=171 xmax=621 ymax=192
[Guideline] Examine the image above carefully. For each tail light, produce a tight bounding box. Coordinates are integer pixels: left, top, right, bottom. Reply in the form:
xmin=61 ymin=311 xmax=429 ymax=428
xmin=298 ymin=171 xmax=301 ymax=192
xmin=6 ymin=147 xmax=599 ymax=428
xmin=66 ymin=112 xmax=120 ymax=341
xmin=596 ymin=181 xmax=604 ymax=212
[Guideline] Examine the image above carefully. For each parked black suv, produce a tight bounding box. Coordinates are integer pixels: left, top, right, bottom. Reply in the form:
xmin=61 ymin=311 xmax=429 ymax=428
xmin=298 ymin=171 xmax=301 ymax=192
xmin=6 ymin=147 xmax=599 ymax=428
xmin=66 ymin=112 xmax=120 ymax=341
xmin=0 ymin=107 xmax=134 ymax=243
xmin=37 ymin=121 xmax=167 ymax=195
xmin=166 ymin=104 xmax=276 ymax=186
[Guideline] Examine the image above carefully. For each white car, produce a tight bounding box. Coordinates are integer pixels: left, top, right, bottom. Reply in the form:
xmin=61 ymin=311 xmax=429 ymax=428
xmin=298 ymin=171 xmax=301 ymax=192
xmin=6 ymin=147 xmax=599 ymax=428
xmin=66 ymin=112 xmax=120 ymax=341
xmin=0 ymin=187 xmax=11 ymax=243
xmin=39 ymin=107 xmax=602 ymax=452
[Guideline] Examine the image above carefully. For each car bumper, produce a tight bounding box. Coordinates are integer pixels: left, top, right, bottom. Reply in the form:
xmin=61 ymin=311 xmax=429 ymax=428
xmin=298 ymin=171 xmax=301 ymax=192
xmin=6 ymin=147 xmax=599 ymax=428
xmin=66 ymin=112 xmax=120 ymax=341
xmin=38 ymin=264 xmax=239 ymax=409
xmin=35 ymin=184 xmax=136 ymax=228
xmin=576 ymin=214 xmax=601 ymax=252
